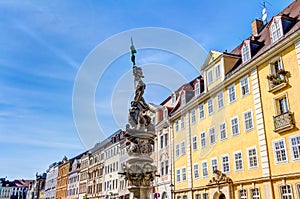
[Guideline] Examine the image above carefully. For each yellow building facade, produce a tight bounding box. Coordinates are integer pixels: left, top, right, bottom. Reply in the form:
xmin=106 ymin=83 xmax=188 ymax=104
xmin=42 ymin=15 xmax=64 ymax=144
xmin=166 ymin=1 xmax=300 ymax=199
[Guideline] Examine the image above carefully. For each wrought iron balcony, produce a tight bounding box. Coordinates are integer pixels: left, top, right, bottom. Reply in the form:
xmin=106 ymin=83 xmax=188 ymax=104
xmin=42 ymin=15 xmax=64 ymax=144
xmin=273 ymin=112 xmax=294 ymax=133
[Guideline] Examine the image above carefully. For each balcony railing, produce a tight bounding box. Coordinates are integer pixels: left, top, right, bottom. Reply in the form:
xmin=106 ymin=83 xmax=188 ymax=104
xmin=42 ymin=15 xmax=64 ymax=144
xmin=273 ymin=112 xmax=294 ymax=133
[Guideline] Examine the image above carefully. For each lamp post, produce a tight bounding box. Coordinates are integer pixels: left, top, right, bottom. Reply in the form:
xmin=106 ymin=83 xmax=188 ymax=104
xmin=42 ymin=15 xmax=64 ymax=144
xmin=170 ymin=184 xmax=174 ymax=199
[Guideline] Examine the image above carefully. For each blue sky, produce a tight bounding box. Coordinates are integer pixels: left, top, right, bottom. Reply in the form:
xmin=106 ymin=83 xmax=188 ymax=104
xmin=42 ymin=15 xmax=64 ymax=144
xmin=0 ymin=0 xmax=294 ymax=179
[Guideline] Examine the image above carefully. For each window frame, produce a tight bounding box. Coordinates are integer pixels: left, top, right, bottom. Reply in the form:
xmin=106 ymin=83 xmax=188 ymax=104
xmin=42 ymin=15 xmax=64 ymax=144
xmin=193 ymin=164 xmax=199 ymax=179
xmin=234 ymin=150 xmax=244 ymax=172
xmin=219 ymin=122 xmax=227 ymax=141
xmin=181 ymin=115 xmax=185 ymax=130
xmin=247 ymin=146 xmax=259 ymax=169
xmin=228 ymin=84 xmax=236 ymax=103
xmin=289 ymin=133 xmax=300 ymax=161
xmin=211 ymin=157 xmax=218 ymax=174
xmin=209 ymin=127 xmax=216 ymax=145
xmin=175 ymin=144 xmax=180 ymax=158
xmin=221 ymin=154 xmax=230 ymax=174
xmin=199 ymin=103 xmax=205 ymax=120
xmin=176 ymin=169 xmax=180 ymax=182
xmin=217 ymin=91 xmax=224 ymax=110
xmin=240 ymin=75 xmax=250 ymax=96
xmin=191 ymin=108 xmax=196 ymax=124
xmin=207 ymin=98 xmax=214 ymax=115
xmin=242 ymin=41 xmax=251 ymax=63
xmin=192 ymin=136 xmax=198 ymax=151
xmin=181 ymin=167 xmax=186 ymax=182
xmin=202 ymin=161 xmax=208 ymax=178
xmin=200 ymin=131 xmax=206 ymax=148
xmin=195 ymin=81 xmax=200 ymax=97
xmin=270 ymin=17 xmax=283 ymax=43
xmin=273 ymin=139 xmax=288 ymax=164
xmin=279 ymin=184 xmax=294 ymax=199
xmin=230 ymin=116 xmax=240 ymax=136
xmin=243 ymin=109 xmax=254 ymax=132
xmin=274 ymin=93 xmax=290 ymax=115
xmin=181 ymin=141 xmax=186 ymax=155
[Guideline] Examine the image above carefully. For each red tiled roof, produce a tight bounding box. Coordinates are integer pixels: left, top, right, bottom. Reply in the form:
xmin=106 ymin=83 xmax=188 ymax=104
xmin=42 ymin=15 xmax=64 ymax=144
xmin=227 ymin=0 xmax=300 ymax=78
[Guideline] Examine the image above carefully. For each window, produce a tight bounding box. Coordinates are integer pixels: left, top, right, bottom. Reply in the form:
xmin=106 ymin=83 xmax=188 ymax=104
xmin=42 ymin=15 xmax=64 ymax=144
xmin=176 ymin=169 xmax=180 ymax=182
xmin=191 ymin=109 xmax=196 ymax=124
xmin=240 ymin=76 xmax=250 ymax=96
xmin=239 ymin=189 xmax=247 ymax=199
xmin=203 ymin=193 xmax=208 ymax=199
xmin=247 ymin=147 xmax=258 ymax=169
xmin=242 ymin=42 xmax=251 ymax=63
xmin=199 ymin=103 xmax=205 ymax=119
xmin=211 ymin=158 xmax=218 ymax=173
xmin=275 ymin=95 xmax=289 ymax=115
xmin=215 ymin=64 xmax=221 ymax=79
xmin=208 ymin=70 xmax=213 ymax=84
xmin=194 ymin=164 xmax=199 ymax=179
xmin=181 ymin=116 xmax=185 ymax=129
xmin=161 ymin=162 xmax=164 ymax=176
xmin=271 ymin=17 xmax=283 ymax=43
xmin=195 ymin=194 xmax=201 ymax=199
xmin=222 ymin=155 xmax=230 ymax=173
xmin=164 ymin=133 xmax=168 ymax=147
xmin=183 ymin=196 xmax=187 ymax=199
xmin=202 ymin=161 xmax=208 ymax=178
xmin=219 ymin=122 xmax=227 ymax=141
xmin=251 ymin=188 xmax=261 ymax=199
xmin=280 ymin=185 xmax=293 ymax=199
xmin=165 ymin=160 xmax=169 ymax=175
xmin=273 ymin=139 xmax=288 ymax=163
xmin=208 ymin=98 xmax=214 ymax=115
xmin=182 ymin=168 xmax=186 ymax=181
xmin=234 ymin=151 xmax=243 ymax=171
xmin=175 ymin=120 xmax=179 ymax=132
xmin=181 ymin=142 xmax=186 ymax=155
xmin=200 ymin=132 xmax=206 ymax=148
xmin=192 ymin=136 xmax=198 ymax=151
xmin=172 ymin=93 xmax=176 ymax=104
xmin=217 ymin=92 xmax=224 ymax=110
xmin=228 ymin=84 xmax=236 ymax=103
xmin=231 ymin=117 xmax=240 ymax=136
xmin=163 ymin=108 xmax=168 ymax=120
xmin=209 ymin=127 xmax=216 ymax=144
xmin=290 ymin=134 xmax=300 ymax=161
xmin=181 ymin=91 xmax=186 ymax=106
xmin=176 ymin=144 xmax=180 ymax=157
xmin=271 ymin=58 xmax=284 ymax=74
xmin=195 ymin=81 xmax=200 ymax=96
xmin=244 ymin=110 xmax=254 ymax=132
xmin=160 ymin=135 xmax=164 ymax=149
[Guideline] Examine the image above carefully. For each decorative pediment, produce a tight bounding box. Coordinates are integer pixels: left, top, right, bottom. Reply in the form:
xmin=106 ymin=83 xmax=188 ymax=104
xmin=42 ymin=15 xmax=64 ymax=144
xmin=207 ymin=170 xmax=232 ymax=185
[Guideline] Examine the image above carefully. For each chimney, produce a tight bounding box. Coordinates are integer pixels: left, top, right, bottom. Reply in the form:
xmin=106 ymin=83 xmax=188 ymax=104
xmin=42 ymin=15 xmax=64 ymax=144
xmin=251 ymin=19 xmax=263 ymax=36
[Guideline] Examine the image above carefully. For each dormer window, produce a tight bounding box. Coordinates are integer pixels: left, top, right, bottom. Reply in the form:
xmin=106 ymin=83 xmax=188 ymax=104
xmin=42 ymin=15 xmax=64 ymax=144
xmin=195 ymin=81 xmax=200 ymax=97
xmin=171 ymin=93 xmax=176 ymax=104
xmin=242 ymin=41 xmax=251 ymax=63
xmin=163 ymin=107 xmax=168 ymax=120
xmin=270 ymin=17 xmax=283 ymax=43
xmin=181 ymin=91 xmax=186 ymax=106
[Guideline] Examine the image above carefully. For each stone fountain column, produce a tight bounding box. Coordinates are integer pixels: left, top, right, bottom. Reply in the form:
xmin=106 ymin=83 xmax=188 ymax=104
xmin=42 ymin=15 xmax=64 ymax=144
xmin=119 ymin=41 xmax=157 ymax=199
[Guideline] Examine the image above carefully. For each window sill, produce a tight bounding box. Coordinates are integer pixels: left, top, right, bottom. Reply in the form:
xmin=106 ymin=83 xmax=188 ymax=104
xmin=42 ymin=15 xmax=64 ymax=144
xmin=268 ymin=82 xmax=288 ymax=93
